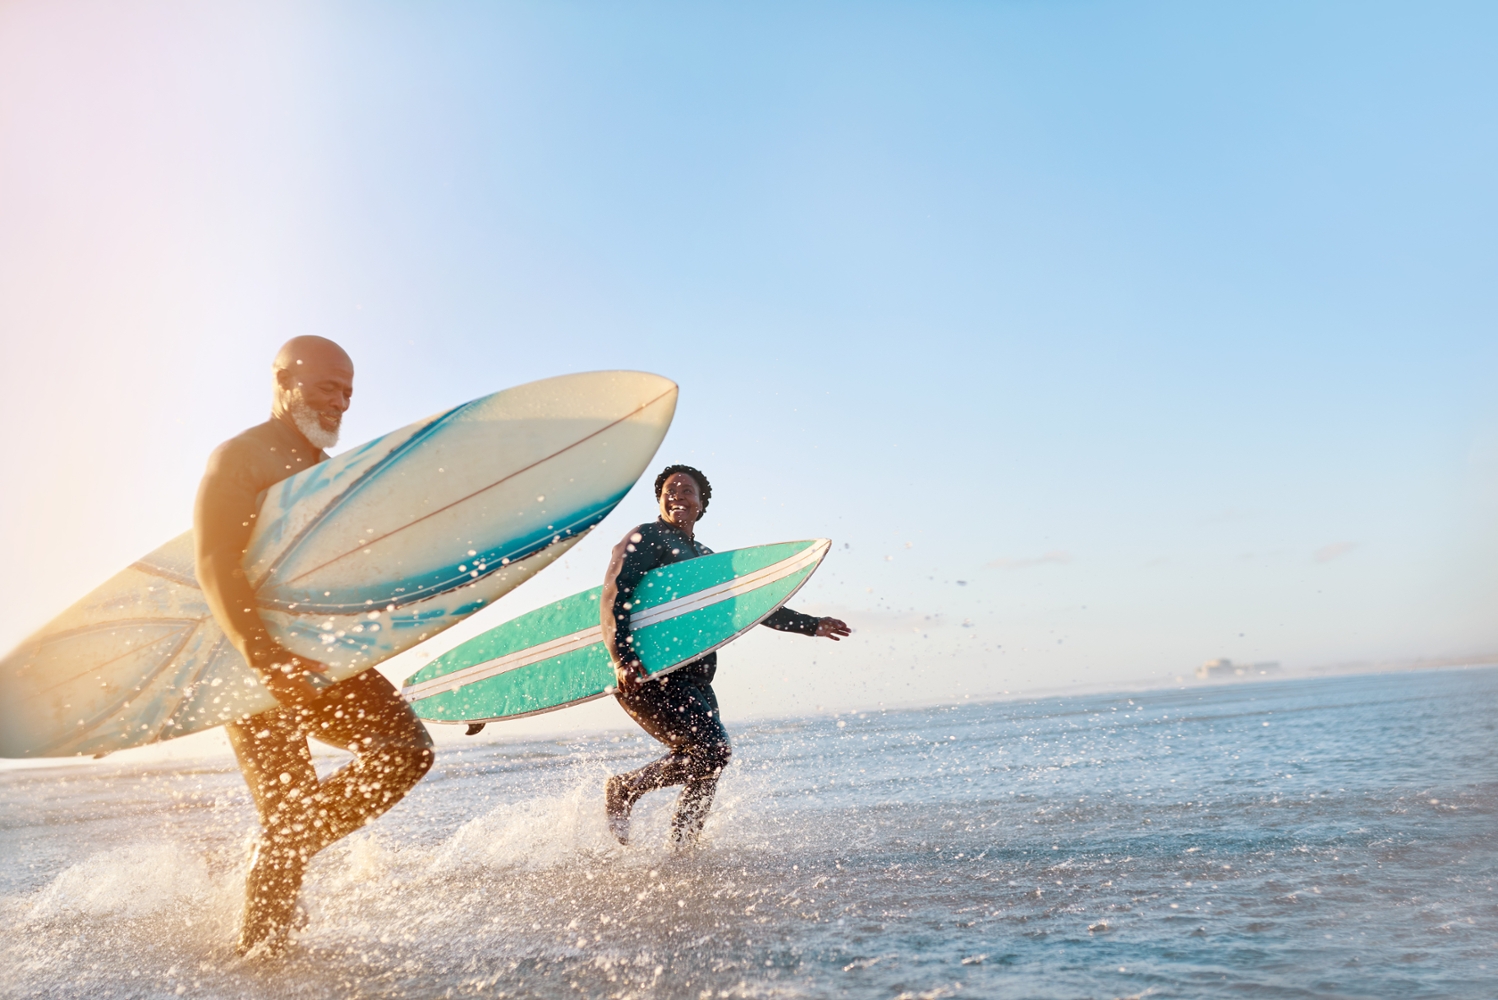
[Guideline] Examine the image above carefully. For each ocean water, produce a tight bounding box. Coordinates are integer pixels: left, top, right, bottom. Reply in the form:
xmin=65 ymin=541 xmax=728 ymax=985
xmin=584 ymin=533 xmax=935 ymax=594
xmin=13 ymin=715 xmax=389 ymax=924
xmin=1 ymin=667 xmax=1494 ymax=1000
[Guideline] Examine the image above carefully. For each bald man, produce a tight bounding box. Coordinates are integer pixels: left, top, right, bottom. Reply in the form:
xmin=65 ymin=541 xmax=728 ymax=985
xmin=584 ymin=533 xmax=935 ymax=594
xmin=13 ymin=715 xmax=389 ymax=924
xmin=194 ymin=337 xmax=433 ymax=957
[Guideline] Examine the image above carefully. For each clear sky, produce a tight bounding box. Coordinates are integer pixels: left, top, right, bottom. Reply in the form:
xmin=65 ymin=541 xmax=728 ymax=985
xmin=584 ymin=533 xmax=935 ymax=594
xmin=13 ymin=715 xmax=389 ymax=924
xmin=2 ymin=1 xmax=1495 ymax=737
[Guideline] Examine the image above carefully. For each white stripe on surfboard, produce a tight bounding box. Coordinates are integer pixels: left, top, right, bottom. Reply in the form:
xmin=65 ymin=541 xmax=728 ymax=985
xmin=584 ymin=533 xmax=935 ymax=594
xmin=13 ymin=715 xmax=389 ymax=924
xmin=402 ymin=541 xmax=828 ymax=703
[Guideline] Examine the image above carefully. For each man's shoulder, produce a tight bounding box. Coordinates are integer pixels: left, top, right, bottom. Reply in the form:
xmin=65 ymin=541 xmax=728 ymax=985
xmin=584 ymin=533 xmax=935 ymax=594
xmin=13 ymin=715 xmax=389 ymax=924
xmin=204 ymin=418 xmax=322 ymax=484
xmin=211 ymin=418 xmax=282 ymax=455
xmin=204 ymin=419 xmax=268 ymax=467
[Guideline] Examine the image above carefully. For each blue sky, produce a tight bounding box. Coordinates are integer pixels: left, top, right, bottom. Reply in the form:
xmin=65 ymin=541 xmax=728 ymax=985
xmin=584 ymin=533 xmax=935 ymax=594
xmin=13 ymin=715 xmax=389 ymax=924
xmin=2 ymin=1 xmax=1495 ymax=731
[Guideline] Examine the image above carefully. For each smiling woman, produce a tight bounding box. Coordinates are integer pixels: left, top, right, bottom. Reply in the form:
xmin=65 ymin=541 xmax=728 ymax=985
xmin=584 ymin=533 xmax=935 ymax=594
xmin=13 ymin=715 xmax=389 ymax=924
xmin=600 ymin=465 xmax=850 ymax=849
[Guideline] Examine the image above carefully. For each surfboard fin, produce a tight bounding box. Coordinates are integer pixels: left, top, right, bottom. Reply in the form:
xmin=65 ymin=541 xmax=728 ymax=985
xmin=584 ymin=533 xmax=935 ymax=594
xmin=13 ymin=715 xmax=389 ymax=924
xmin=465 ymin=723 xmax=486 ymax=736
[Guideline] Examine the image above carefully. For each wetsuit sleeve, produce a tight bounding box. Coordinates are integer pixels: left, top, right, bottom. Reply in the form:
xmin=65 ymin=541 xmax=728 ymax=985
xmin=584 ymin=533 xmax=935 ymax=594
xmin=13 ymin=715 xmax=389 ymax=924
xmin=761 ymin=606 xmax=821 ymax=636
xmin=600 ymin=526 xmax=669 ymax=669
xmin=193 ymin=440 xmax=278 ymax=667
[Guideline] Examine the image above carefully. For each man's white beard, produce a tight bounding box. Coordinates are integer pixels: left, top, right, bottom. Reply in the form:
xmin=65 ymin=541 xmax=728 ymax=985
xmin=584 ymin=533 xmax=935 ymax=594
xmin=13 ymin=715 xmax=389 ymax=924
xmin=289 ymin=393 xmax=340 ymax=451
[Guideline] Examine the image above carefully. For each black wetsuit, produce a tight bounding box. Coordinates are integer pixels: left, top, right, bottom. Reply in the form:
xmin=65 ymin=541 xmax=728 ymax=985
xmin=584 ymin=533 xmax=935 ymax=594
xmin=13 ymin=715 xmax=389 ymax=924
xmin=602 ymin=518 xmax=819 ymax=841
xmin=194 ymin=415 xmax=433 ymax=951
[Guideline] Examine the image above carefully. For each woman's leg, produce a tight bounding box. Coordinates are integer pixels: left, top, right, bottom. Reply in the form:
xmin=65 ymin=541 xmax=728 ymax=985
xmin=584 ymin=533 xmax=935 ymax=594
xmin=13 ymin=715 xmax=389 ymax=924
xmin=609 ymin=670 xmax=731 ymax=845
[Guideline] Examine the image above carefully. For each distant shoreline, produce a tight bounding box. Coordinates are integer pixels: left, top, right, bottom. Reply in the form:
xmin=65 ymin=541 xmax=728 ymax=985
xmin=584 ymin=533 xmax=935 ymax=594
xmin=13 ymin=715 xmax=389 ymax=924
xmin=835 ymin=656 xmax=1498 ymax=721
xmin=3 ymin=658 xmax=1494 ymax=776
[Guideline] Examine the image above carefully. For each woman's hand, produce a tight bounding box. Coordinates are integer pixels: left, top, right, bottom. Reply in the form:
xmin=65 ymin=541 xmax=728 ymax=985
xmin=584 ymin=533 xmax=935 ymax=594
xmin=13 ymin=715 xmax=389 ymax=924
xmin=614 ymin=658 xmax=649 ymax=693
xmin=815 ymin=617 xmax=851 ymax=641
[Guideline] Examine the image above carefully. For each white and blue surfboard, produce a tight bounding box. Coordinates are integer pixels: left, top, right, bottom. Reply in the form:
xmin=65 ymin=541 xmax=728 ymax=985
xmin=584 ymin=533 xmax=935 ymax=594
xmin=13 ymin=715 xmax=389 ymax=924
xmin=0 ymin=371 xmax=677 ymax=758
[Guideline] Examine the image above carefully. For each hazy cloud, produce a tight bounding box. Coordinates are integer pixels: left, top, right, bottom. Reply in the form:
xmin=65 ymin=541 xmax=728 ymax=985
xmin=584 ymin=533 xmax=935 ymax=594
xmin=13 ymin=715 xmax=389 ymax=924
xmin=1313 ymin=541 xmax=1358 ymax=564
xmin=987 ymin=550 xmax=1072 ymax=571
xmin=1198 ymin=507 xmax=1258 ymax=526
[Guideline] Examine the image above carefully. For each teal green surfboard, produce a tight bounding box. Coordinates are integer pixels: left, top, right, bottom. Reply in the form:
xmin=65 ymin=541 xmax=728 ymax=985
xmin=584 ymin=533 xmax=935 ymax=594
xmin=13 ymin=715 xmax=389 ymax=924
xmin=402 ymin=538 xmax=830 ymax=723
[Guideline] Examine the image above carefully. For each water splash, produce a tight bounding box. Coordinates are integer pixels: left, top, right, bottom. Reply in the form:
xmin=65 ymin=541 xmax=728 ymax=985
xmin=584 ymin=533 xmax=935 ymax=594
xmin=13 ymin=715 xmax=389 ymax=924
xmin=1 ymin=668 xmax=1494 ymax=999
xmin=26 ymin=842 xmax=215 ymax=921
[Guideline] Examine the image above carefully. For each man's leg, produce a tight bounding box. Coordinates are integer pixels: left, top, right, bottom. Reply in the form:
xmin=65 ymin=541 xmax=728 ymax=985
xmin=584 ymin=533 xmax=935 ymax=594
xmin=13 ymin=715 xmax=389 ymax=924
xmin=225 ymin=706 xmax=319 ymax=955
xmin=296 ymin=668 xmax=434 ymax=854
xmin=609 ymin=672 xmax=731 ymax=845
xmin=225 ymin=668 xmax=432 ymax=955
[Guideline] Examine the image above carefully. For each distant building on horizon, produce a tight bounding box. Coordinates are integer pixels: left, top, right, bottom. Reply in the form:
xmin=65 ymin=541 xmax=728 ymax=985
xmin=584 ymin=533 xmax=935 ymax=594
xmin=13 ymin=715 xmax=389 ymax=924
xmin=1197 ymin=658 xmax=1281 ymax=680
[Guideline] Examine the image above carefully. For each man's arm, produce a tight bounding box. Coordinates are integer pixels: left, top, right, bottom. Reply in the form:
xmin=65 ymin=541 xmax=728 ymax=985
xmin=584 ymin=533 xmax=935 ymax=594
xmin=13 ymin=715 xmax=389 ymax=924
xmin=194 ymin=441 xmax=323 ymax=704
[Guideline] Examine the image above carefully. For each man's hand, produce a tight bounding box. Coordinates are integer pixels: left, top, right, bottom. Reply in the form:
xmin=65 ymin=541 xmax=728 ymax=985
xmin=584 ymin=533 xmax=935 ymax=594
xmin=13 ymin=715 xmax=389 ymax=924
xmin=613 ymin=658 xmax=649 ymax=693
xmin=815 ymin=617 xmax=851 ymax=641
xmin=250 ymin=643 xmax=329 ymax=707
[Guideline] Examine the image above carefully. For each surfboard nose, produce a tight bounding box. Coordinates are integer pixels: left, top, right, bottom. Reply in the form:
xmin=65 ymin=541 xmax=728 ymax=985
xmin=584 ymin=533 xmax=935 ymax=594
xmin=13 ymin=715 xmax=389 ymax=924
xmin=512 ymin=370 xmax=677 ymax=425
xmin=587 ymin=370 xmax=677 ymax=443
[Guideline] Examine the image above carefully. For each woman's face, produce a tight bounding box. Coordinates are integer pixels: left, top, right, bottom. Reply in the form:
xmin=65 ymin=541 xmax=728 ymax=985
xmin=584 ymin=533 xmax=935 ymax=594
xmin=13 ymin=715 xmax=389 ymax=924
xmin=659 ymin=473 xmax=704 ymax=533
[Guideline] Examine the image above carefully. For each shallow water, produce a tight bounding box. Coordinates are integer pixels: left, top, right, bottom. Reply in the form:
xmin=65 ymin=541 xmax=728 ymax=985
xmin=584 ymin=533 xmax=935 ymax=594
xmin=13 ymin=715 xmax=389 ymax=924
xmin=2 ymin=667 xmax=1494 ymax=999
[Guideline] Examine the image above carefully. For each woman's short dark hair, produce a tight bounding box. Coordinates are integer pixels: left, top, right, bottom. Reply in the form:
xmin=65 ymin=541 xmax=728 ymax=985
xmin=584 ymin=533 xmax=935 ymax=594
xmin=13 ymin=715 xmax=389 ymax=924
xmin=653 ymin=464 xmax=711 ymax=513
